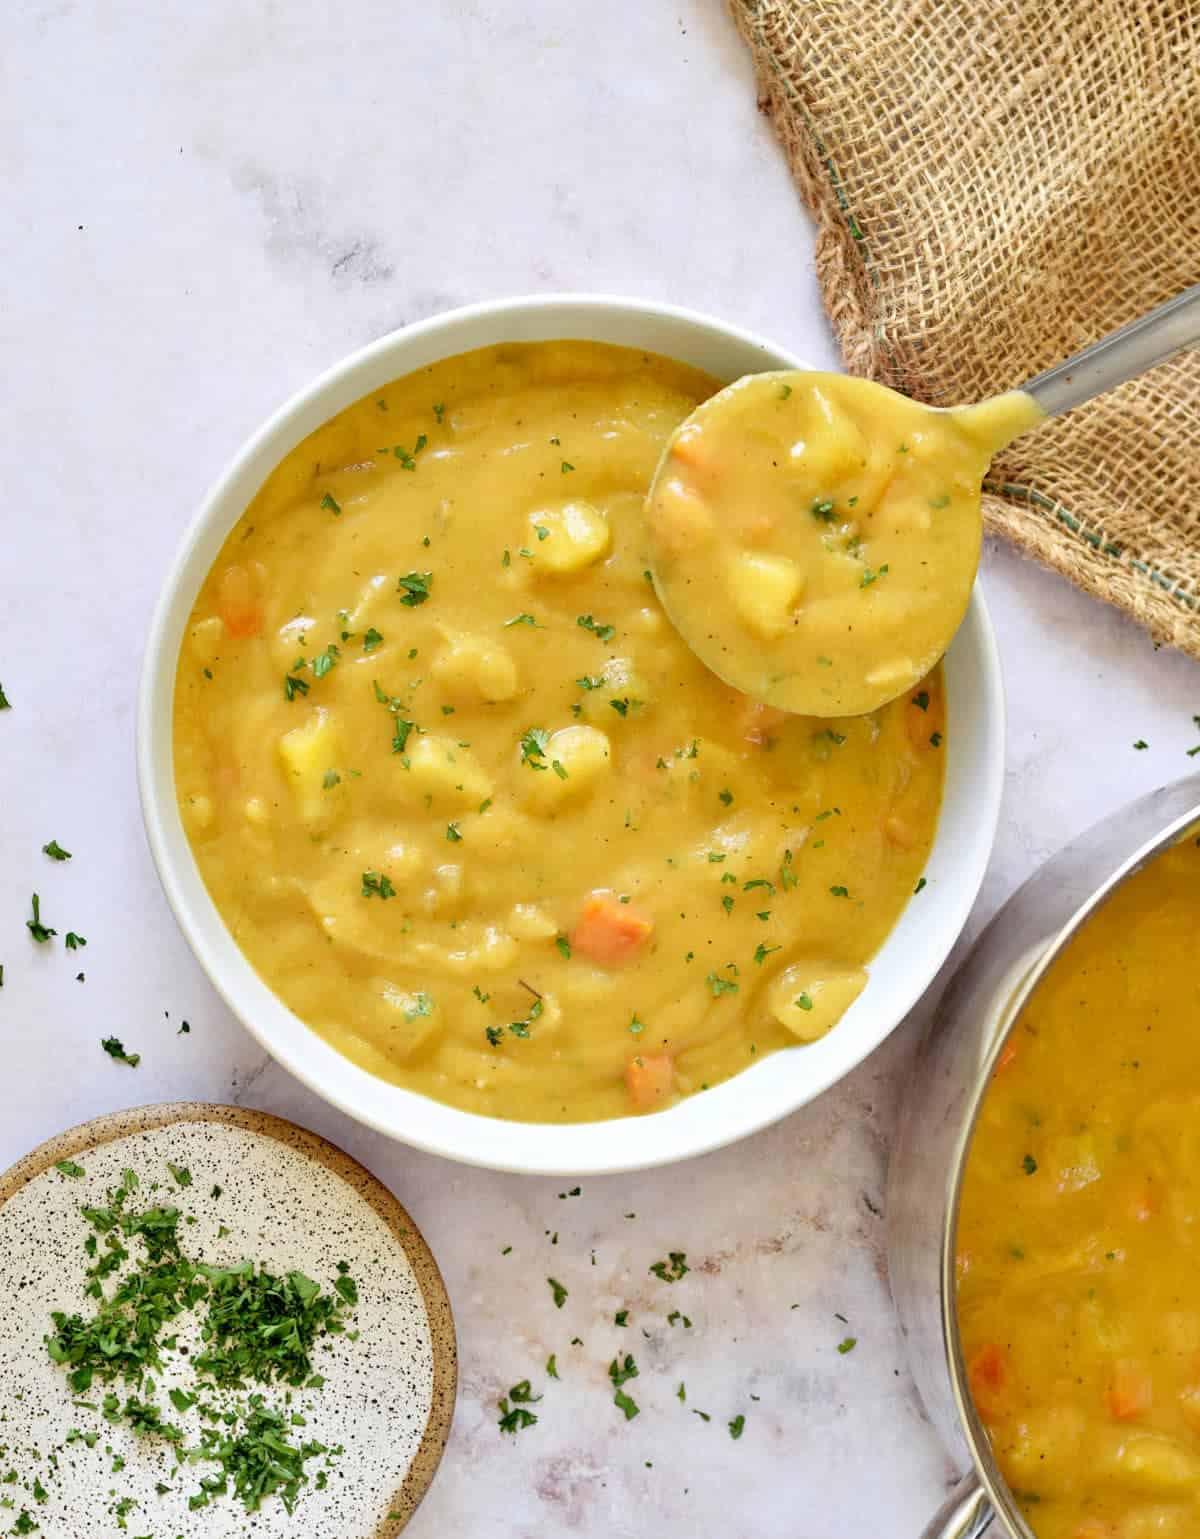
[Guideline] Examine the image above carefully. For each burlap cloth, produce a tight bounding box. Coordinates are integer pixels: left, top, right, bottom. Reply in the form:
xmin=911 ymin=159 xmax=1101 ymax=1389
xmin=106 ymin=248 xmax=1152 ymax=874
xmin=731 ymin=0 xmax=1200 ymax=655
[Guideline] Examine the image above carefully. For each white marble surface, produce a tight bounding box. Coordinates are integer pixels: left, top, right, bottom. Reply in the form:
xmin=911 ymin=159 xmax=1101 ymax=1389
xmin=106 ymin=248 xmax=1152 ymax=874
xmin=4 ymin=3 xmax=1199 ymax=1535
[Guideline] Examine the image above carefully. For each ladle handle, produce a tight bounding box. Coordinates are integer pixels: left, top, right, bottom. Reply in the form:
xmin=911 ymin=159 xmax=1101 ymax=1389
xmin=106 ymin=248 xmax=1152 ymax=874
xmin=1022 ymin=283 xmax=1200 ymax=418
xmin=918 ymin=1472 xmax=994 ymax=1539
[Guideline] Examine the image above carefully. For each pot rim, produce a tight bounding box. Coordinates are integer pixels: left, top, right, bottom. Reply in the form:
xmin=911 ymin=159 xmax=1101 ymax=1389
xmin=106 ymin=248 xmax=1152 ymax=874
xmin=938 ymin=793 xmax=1200 ymax=1537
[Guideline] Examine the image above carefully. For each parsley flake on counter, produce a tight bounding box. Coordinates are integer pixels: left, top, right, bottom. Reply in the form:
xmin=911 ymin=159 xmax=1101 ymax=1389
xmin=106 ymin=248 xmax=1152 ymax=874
xmin=547 ymin=1277 xmax=568 ymax=1309
xmin=546 ymin=1354 xmax=559 ymax=1379
xmin=614 ymin=1309 xmax=629 ymax=1327
xmin=837 ymin=1336 xmax=857 ymax=1354
xmin=613 ymin=1388 xmax=639 ymax=1420
xmin=1133 ymin=739 xmax=1148 ymax=750
xmin=65 ymin=932 xmax=86 ymax=950
xmin=0 ymin=681 xmax=10 ymax=709
xmin=914 ymin=877 xmax=927 ymax=895
xmin=360 ymin=870 xmax=396 ymax=900
xmin=100 ymin=1037 xmax=140 ymax=1067
xmin=42 ymin=840 xmax=72 ymax=861
xmin=693 ymin=1409 xmax=711 ymax=1422
xmin=397 ymin=571 xmax=432 ymax=606
xmin=728 ymin=1414 xmax=746 ymax=1439
xmin=26 ymin=894 xmax=56 ymax=944
xmin=649 ymin=1252 xmax=689 ymax=1283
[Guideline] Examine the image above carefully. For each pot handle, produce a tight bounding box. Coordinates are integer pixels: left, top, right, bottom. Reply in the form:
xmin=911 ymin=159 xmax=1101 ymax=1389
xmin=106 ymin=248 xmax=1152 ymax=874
xmin=920 ymin=1472 xmax=994 ymax=1539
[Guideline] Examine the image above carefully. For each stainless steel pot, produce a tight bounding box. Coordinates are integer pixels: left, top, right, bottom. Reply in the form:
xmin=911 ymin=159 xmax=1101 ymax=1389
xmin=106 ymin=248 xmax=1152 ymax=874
xmin=887 ymin=776 xmax=1200 ymax=1539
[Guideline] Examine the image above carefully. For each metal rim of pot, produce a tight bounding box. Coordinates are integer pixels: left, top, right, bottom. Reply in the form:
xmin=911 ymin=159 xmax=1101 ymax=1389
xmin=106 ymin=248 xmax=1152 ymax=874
xmin=887 ymin=776 xmax=1200 ymax=1539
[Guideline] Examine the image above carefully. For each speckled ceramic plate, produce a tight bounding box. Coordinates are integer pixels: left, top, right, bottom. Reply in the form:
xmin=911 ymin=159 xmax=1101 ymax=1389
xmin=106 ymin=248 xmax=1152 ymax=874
xmin=0 ymin=1103 xmax=456 ymax=1537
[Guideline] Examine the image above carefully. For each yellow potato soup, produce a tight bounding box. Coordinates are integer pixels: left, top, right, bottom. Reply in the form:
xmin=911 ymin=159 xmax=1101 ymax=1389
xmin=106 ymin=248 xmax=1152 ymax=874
xmin=957 ymin=833 xmax=1200 ymax=1539
xmin=174 ymin=341 xmax=945 ymax=1122
xmin=646 ymin=370 xmax=1041 ymax=716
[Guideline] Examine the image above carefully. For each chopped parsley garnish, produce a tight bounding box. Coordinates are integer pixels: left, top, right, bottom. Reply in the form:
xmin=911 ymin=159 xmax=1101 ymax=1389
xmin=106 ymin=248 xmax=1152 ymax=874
xmin=433 ymin=402 xmax=445 ymax=423
xmin=322 ymin=769 xmax=341 ymax=790
xmin=54 ymin=1159 xmax=86 ymax=1178
xmin=728 ymin=1414 xmax=746 ymax=1440
xmin=780 ymin=850 xmax=798 ymax=891
xmin=446 ymin=822 xmax=463 ymax=843
xmin=547 ymin=1277 xmax=568 ymax=1309
xmin=930 ymin=731 xmax=943 ymax=748
xmin=753 ymin=943 xmax=781 ymax=965
xmin=26 ymin=894 xmax=56 ymax=944
xmin=860 ymin=564 xmax=889 ymax=588
xmin=629 ymin=1014 xmax=646 ymax=1035
xmin=576 ymin=614 xmax=615 ymax=642
xmin=503 ymin=612 xmax=539 ymax=628
xmin=795 ymin=993 xmax=814 ymax=1012
xmin=362 ymin=627 xmax=384 ymax=653
xmin=560 ymin=461 xmax=575 ymax=474
xmin=390 ymin=435 xmax=428 ymax=470
xmin=811 ymin=497 xmax=836 ymax=522
xmin=360 ymin=870 xmax=396 ymax=899
xmin=576 ymin=675 xmax=603 ymax=691
xmin=718 ymin=788 xmax=733 ymax=806
xmin=311 ymin=643 xmax=340 ymax=679
xmin=319 ymin=492 xmax=341 ymax=515
xmin=830 ymin=885 xmax=850 ymax=898
xmin=609 ymin=697 xmax=642 ymax=718
xmin=519 ymin=727 xmax=550 ymax=769
xmin=497 ymin=1380 xmax=540 ymax=1434
xmin=100 ymin=1037 xmax=140 ymax=1067
xmin=705 ymin=972 xmax=738 ymax=998
xmin=1022 ymin=1154 xmax=1038 ymax=1175
xmin=167 ymin=1162 xmax=192 ymax=1188
xmin=555 ymin=934 xmax=571 ymax=960
xmin=912 ymin=690 xmax=930 ymax=711
xmin=397 ymin=571 xmax=432 ymax=606
xmin=283 ymin=671 xmax=310 ymax=701
xmin=649 ymin=1252 xmax=689 ymax=1283
xmin=779 ymin=383 xmax=792 ymax=399
xmin=42 ymin=839 xmax=72 ymax=861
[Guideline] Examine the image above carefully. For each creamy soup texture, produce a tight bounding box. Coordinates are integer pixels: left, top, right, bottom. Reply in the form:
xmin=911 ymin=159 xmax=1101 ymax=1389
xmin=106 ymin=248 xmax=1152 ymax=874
xmin=646 ymin=370 xmax=1041 ymax=716
xmin=174 ymin=342 xmax=945 ymax=1122
xmin=958 ymin=834 xmax=1200 ymax=1539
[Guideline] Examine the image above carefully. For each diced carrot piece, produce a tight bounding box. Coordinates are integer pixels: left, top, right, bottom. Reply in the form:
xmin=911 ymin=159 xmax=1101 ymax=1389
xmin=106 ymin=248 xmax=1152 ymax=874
xmin=625 ymin=1053 xmax=674 ymax=1113
xmin=995 ymin=1036 xmax=1019 ymax=1073
xmin=1127 ymin=1182 xmax=1161 ymax=1222
xmin=570 ymin=896 xmax=654 ymax=965
xmin=216 ymin=564 xmax=262 ymax=639
xmin=729 ymin=692 xmax=790 ymax=746
xmin=1104 ymin=1361 xmax=1154 ymax=1421
xmin=966 ymin=1342 xmax=1008 ymax=1422
xmin=670 ymin=427 xmax=712 ymax=473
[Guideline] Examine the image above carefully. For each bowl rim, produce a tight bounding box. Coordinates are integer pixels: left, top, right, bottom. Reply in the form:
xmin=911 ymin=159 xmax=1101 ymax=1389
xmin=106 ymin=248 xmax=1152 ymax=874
xmin=137 ymin=291 xmax=1006 ymax=1176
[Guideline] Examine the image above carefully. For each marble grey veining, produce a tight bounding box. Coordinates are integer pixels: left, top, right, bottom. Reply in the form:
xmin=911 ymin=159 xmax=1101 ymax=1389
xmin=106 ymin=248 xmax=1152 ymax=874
xmin=4 ymin=1 xmax=1200 ymax=1534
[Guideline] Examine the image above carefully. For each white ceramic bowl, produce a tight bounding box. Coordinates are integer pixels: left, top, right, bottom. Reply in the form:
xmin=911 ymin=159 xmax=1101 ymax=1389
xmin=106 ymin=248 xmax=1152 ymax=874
xmin=138 ymin=294 xmax=1005 ymax=1176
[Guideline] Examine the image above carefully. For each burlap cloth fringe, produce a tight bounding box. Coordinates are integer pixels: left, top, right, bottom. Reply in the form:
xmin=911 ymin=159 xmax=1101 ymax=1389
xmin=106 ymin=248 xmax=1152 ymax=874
xmin=731 ymin=0 xmax=1200 ymax=655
